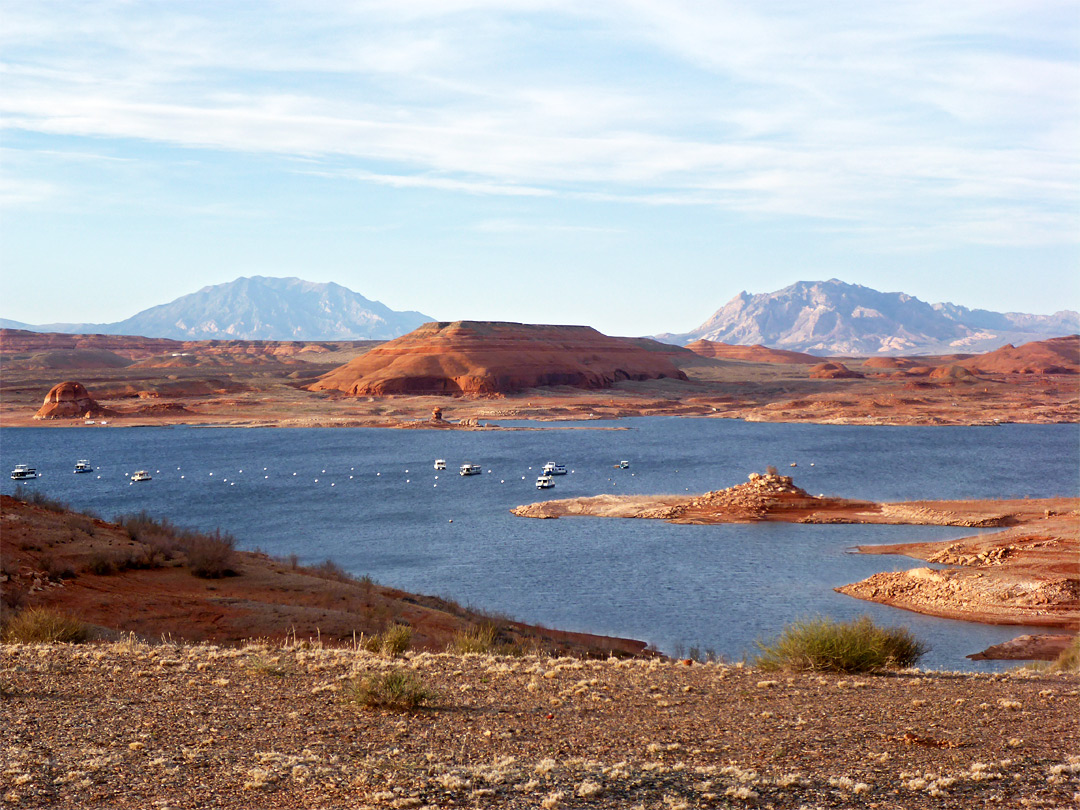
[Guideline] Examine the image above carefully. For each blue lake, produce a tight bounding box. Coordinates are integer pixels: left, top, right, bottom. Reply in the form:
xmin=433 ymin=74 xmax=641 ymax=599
xmin=2 ymin=418 xmax=1077 ymax=671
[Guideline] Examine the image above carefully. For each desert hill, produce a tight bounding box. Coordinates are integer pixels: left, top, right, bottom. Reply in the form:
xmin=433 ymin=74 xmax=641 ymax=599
xmin=686 ymin=339 xmax=821 ymax=364
xmin=661 ymin=279 xmax=1078 ymax=356
xmin=310 ymin=321 xmax=689 ymax=396
xmin=0 ymin=328 xmax=381 ymax=371
xmin=2 ymin=276 xmax=432 ymax=341
xmin=958 ymin=334 xmax=1079 ymax=375
xmin=0 ymin=494 xmax=645 ymax=656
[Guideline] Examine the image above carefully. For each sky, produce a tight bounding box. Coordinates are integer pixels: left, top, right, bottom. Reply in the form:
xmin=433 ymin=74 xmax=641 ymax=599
xmin=1 ymin=0 xmax=1078 ymax=336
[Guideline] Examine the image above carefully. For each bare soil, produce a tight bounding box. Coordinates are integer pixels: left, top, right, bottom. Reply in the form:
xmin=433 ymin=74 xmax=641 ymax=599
xmin=2 ymin=642 xmax=1078 ymax=809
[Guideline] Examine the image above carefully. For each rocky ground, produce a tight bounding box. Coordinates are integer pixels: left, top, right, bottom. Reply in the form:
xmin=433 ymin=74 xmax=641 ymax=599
xmin=2 ymin=641 xmax=1078 ymax=809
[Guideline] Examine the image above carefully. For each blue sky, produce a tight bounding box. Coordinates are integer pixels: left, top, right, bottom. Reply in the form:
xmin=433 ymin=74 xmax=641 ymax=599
xmin=2 ymin=1 xmax=1078 ymax=336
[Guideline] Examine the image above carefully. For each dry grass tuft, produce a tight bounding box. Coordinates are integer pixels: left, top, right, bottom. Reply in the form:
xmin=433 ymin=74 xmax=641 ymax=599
xmin=344 ymin=669 xmax=436 ymax=711
xmin=3 ymin=607 xmax=92 ymax=644
xmin=362 ymin=624 xmax=412 ymax=657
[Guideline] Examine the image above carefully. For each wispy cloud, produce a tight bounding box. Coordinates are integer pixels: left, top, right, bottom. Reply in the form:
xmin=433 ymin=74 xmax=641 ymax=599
xmin=1 ymin=0 xmax=1076 ymax=247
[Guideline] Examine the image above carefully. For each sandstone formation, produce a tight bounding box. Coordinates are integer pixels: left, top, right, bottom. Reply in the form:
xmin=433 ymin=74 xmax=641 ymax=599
xmin=310 ymin=321 xmax=689 ymax=396
xmin=928 ymin=364 xmax=979 ymax=382
xmin=685 ymin=339 xmax=820 ymax=364
xmin=958 ymin=334 xmax=1079 ymax=375
xmin=809 ymin=361 xmax=863 ymax=379
xmin=33 ymin=381 xmax=115 ymax=420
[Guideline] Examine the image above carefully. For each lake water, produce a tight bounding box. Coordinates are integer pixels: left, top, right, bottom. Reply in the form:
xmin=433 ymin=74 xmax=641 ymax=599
xmin=2 ymin=419 xmax=1077 ymax=671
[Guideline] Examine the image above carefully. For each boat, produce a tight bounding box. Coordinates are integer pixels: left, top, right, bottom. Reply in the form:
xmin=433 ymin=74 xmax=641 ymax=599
xmin=434 ymin=459 xmax=447 ymax=471
xmin=74 ymin=460 xmax=93 ymax=474
xmin=10 ymin=464 xmax=37 ymax=481
xmin=130 ymin=470 xmax=152 ymax=482
xmin=459 ymin=463 xmax=482 ymax=476
xmin=543 ymin=462 xmax=568 ymax=476
xmin=619 ymin=460 xmax=630 ymax=469
xmin=535 ymin=474 xmax=555 ymax=489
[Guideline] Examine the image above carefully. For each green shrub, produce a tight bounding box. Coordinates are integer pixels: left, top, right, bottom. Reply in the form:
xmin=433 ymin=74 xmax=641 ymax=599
xmin=362 ymin=624 xmax=412 ymax=657
xmin=345 ymin=670 xmax=435 ymax=711
xmin=448 ymin=623 xmax=498 ymax=654
xmin=3 ymin=607 xmax=92 ymax=644
xmin=754 ymin=616 xmax=928 ymax=673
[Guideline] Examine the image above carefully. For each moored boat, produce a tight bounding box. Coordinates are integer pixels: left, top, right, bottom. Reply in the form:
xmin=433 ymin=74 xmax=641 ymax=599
xmin=459 ymin=463 xmax=482 ymax=476
xmin=536 ymin=474 xmax=555 ymax=489
xmin=130 ymin=470 xmax=152 ymax=482
xmin=434 ymin=459 xmax=447 ymax=470
xmin=543 ymin=462 xmax=568 ymax=475
xmin=10 ymin=464 xmax=37 ymax=481
xmin=74 ymin=460 xmax=93 ymax=474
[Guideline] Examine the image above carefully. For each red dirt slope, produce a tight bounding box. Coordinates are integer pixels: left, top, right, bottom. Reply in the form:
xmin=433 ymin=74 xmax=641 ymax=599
xmin=310 ymin=321 xmax=689 ymax=395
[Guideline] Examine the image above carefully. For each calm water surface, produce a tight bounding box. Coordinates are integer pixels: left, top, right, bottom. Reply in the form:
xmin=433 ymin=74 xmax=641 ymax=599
xmin=2 ymin=419 xmax=1076 ymax=671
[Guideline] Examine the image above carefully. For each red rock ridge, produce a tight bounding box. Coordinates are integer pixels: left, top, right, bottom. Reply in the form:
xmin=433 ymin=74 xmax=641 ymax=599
xmin=685 ymin=339 xmax=821 ymax=364
xmin=310 ymin=321 xmax=689 ymax=396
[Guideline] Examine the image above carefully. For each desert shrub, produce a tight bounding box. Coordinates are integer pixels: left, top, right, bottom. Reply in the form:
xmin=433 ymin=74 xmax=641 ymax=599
xmin=85 ymin=554 xmax=117 ymax=576
xmin=362 ymin=624 xmax=412 ymax=657
xmin=183 ymin=530 xmax=237 ymax=578
xmin=248 ymin=654 xmax=288 ymax=677
xmin=305 ymin=559 xmax=355 ymax=583
xmin=1 ymin=575 xmax=28 ymax=614
xmin=3 ymin=607 xmax=91 ymax=643
xmin=1049 ymin=636 xmax=1080 ymax=673
xmin=448 ymin=623 xmax=498 ymax=654
xmin=754 ymin=616 xmax=928 ymax=673
xmin=344 ymin=670 xmax=435 ymax=711
xmin=13 ymin=486 xmax=70 ymax=513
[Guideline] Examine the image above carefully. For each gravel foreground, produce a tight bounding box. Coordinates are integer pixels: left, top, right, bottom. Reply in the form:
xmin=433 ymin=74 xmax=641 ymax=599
xmin=2 ymin=642 xmax=1078 ymax=809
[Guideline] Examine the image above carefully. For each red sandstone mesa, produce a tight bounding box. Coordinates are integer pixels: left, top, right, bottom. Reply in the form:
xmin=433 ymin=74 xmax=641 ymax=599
xmin=310 ymin=321 xmax=689 ymax=396
xmin=33 ymin=381 xmax=116 ymax=420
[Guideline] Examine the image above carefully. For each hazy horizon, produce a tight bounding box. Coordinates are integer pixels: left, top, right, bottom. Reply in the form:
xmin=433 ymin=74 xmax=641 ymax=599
xmin=2 ymin=2 xmax=1078 ymax=335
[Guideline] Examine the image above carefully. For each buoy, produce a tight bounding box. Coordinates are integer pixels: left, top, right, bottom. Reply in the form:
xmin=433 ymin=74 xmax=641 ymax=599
xmin=790 ymin=463 xmax=797 ymax=467
xmin=448 ymin=519 xmax=453 ymax=523
xmin=331 ymin=483 xmax=335 ymax=487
